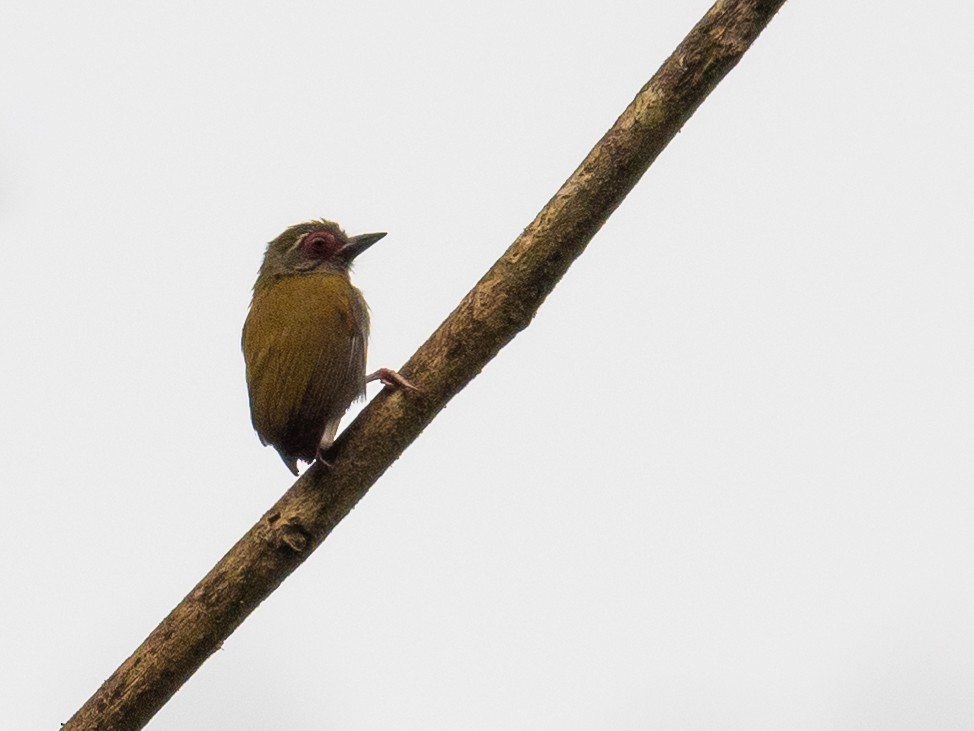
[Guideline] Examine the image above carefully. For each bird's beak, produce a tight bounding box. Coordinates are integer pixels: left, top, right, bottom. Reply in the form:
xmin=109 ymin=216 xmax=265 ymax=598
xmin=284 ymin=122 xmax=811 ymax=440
xmin=340 ymin=232 xmax=387 ymax=262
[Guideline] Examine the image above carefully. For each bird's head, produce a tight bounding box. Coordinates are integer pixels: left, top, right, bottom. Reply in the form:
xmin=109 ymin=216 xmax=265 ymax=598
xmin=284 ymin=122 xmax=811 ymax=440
xmin=256 ymin=219 xmax=386 ymax=282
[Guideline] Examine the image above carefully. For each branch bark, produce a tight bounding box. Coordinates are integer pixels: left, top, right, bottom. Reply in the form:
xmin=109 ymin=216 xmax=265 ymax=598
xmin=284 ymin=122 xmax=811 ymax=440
xmin=64 ymin=1 xmax=786 ymax=728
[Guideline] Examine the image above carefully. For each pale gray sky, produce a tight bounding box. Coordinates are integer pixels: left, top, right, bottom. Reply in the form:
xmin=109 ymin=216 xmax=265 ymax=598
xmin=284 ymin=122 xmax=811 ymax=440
xmin=2 ymin=2 xmax=973 ymax=729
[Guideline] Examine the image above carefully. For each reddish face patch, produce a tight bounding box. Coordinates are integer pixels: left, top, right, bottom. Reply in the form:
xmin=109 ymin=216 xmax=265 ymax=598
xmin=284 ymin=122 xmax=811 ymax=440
xmin=300 ymin=230 xmax=343 ymax=260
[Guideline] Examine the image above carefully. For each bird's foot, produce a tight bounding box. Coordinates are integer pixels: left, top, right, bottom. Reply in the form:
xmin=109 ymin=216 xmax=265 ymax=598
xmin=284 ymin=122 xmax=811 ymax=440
xmin=366 ymin=367 xmax=417 ymax=391
xmin=316 ymin=446 xmax=335 ymax=469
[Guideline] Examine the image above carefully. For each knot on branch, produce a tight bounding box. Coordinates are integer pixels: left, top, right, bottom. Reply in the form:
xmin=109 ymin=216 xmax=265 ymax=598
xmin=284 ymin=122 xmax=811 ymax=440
xmin=278 ymin=519 xmax=312 ymax=553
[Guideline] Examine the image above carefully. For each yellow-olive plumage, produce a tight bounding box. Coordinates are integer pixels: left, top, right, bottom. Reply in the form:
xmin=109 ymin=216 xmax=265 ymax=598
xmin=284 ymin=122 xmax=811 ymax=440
xmin=243 ymin=220 xmax=383 ymax=474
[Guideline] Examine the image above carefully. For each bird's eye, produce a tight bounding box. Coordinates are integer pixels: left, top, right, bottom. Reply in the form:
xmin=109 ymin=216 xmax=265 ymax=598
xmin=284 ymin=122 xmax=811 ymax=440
xmin=301 ymin=232 xmax=338 ymax=258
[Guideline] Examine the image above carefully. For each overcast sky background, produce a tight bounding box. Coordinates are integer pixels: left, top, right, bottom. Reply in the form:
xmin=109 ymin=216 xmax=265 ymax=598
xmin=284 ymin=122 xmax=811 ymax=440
xmin=2 ymin=1 xmax=973 ymax=728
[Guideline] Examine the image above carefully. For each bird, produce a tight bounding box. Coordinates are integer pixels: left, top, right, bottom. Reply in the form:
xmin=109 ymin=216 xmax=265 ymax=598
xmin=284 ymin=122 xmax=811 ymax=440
xmin=242 ymin=219 xmax=413 ymax=474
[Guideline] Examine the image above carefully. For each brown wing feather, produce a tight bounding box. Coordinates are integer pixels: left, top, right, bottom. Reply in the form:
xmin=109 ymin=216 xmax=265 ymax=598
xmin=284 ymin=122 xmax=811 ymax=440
xmin=242 ymin=273 xmax=369 ymax=473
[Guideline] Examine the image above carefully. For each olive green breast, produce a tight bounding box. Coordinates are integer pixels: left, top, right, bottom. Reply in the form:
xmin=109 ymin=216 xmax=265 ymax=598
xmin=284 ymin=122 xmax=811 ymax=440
xmin=242 ymin=272 xmax=369 ymax=468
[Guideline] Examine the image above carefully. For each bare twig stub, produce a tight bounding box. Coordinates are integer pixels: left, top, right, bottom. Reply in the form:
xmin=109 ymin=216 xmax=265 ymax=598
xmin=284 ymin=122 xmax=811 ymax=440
xmin=63 ymin=1 xmax=787 ymax=728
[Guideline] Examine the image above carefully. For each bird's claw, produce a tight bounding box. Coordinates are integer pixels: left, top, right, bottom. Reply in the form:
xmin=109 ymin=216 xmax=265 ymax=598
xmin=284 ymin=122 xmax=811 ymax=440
xmin=366 ymin=367 xmax=418 ymax=392
xmin=316 ymin=447 xmax=335 ymax=469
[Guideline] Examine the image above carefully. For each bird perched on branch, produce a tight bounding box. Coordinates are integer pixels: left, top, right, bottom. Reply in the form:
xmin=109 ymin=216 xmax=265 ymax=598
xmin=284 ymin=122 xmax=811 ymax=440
xmin=243 ymin=219 xmax=413 ymax=474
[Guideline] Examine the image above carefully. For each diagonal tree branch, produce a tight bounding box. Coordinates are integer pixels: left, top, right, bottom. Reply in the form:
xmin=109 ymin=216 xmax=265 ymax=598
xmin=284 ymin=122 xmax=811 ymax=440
xmin=63 ymin=1 xmax=787 ymax=728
